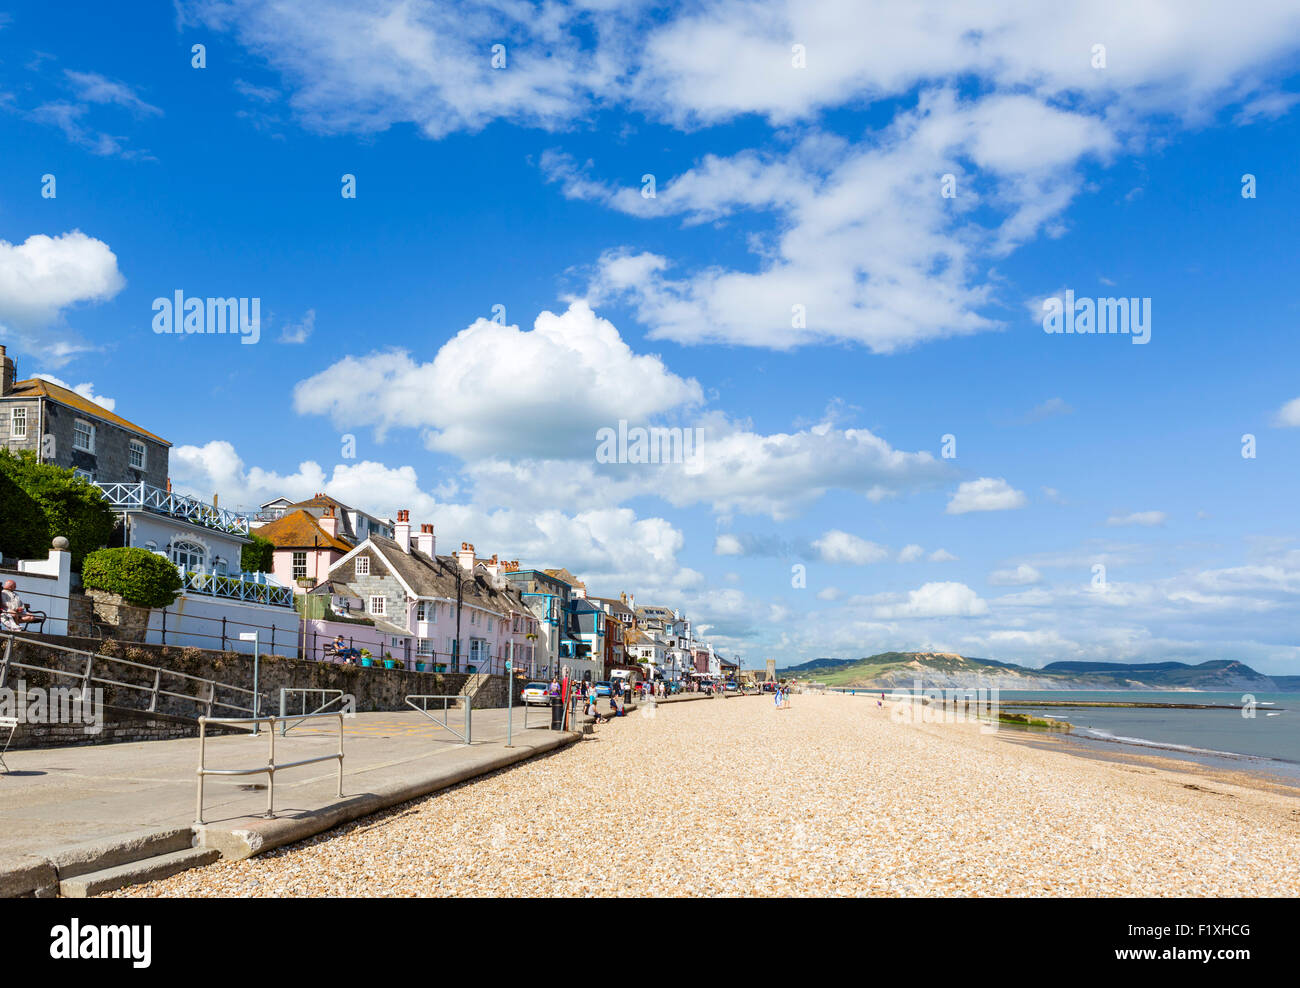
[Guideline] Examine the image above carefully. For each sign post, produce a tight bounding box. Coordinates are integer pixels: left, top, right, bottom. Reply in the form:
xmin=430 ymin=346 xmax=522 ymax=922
xmin=239 ymin=631 xmax=260 ymax=732
xmin=505 ymin=658 xmax=513 ymax=748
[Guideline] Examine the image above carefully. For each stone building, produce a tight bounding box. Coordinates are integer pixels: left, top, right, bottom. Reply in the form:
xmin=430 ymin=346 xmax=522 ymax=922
xmin=0 ymin=344 xmax=169 ymax=486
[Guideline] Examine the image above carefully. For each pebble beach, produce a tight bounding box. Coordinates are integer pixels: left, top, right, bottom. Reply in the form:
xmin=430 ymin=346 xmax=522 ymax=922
xmin=111 ymin=693 xmax=1300 ymax=897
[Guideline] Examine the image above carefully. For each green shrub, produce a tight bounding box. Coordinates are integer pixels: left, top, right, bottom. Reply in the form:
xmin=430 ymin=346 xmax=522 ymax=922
xmin=240 ymin=533 xmax=275 ymax=574
xmin=82 ymin=547 xmax=184 ymax=608
xmin=0 ymin=449 xmax=116 ymax=570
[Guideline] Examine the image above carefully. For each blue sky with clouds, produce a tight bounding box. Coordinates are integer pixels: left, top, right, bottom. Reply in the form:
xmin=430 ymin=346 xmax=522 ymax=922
xmin=3 ymin=1 xmax=1300 ymax=671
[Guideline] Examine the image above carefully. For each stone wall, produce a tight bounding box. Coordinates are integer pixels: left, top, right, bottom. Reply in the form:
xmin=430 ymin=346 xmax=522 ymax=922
xmin=1 ymin=633 xmax=529 ymax=750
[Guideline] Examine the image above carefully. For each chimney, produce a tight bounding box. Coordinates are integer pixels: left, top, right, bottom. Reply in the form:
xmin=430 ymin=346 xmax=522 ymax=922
xmin=456 ymin=542 xmax=476 ymax=572
xmin=0 ymin=345 xmax=13 ymax=396
xmin=395 ymin=510 xmax=411 ymax=552
xmin=320 ymin=505 xmax=339 ymax=538
xmin=416 ymin=523 xmax=435 ymax=557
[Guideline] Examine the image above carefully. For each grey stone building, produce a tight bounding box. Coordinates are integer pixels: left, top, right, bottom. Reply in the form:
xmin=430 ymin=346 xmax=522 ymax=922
xmin=0 ymin=344 xmax=169 ymax=486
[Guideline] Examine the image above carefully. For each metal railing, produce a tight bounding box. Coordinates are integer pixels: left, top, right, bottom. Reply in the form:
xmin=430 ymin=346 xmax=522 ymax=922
xmin=93 ymin=481 xmax=251 ymax=536
xmin=1 ymin=632 xmax=261 ymax=719
xmin=183 ymin=570 xmax=295 ymax=608
xmin=279 ymin=688 xmax=349 ymax=735
xmin=195 ymin=712 xmax=344 ymax=825
xmin=405 ymin=694 xmax=472 ymax=744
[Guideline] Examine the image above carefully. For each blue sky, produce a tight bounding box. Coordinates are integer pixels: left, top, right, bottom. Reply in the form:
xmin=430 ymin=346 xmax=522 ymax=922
xmin=3 ymin=1 xmax=1300 ymax=671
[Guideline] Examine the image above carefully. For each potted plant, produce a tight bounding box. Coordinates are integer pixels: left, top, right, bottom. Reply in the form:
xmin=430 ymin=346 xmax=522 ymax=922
xmin=382 ymin=651 xmax=397 ymax=670
xmin=360 ymin=648 xmax=373 ymax=667
xmin=415 ymin=660 xmax=427 ymax=672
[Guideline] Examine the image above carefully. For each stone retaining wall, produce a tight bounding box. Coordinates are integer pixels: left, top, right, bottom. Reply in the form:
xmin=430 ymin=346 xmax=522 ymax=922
xmin=1 ymin=634 xmax=527 ymax=750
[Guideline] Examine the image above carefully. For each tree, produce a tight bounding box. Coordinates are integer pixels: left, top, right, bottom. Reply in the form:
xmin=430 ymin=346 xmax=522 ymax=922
xmin=0 ymin=466 xmax=49 ymax=561
xmin=241 ymin=532 xmax=275 ymax=574
xmin=0 ymin=450 xmax=116 ymax=570
xmin=82 ymin=547 xmax=183 ymax=609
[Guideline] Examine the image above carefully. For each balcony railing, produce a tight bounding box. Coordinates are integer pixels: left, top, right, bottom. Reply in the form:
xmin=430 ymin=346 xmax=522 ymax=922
xmin=94 ymin=481 xmax=251 ymax=536
xmin=182 ymin=570 xmax=295 ymax=608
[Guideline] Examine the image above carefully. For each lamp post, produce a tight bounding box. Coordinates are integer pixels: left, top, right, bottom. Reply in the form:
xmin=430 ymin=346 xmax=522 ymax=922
xmin=505 ymin=656 xmax=513 ymax=748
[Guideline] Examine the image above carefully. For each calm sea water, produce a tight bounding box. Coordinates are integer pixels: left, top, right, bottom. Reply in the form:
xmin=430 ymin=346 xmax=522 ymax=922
xmin=848 ymin=688 xmax=1300 ymax=781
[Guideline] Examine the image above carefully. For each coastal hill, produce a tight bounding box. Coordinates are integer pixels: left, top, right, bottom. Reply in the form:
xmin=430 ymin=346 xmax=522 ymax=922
xmin=777 ymin=652 xmax=1300 ymax=691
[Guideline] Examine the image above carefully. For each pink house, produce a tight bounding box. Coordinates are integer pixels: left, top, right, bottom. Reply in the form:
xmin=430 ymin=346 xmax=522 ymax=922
xmin=255 ymin=506 xmax=354 ymax=593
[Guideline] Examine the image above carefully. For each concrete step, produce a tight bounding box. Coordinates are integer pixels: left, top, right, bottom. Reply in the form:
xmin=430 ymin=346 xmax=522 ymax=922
xmin=59 ymin=846 xmax=222 ymax=898
xmin=51 ymin=827 xmax=197 ymax=881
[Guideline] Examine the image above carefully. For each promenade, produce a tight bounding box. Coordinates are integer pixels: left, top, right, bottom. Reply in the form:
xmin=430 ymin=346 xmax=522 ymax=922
xmin=112 ymin=692 xmax=1300 ymax=897
xmin=0 ymin=704 xmax=577 ymax=894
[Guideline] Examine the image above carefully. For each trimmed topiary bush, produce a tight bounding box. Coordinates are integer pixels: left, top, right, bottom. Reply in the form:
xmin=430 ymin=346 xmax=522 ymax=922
xmin=82 ymin=547 xmax=184 ymax=609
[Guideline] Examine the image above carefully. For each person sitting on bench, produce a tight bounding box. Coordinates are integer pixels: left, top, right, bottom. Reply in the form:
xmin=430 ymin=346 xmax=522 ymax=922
xmin=1 ymin=580 xmax=44 ymax=633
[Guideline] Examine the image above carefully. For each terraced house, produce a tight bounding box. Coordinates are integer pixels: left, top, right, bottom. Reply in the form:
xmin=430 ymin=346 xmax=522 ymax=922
xmin=321 ymin=512 xmax=540 ymax=674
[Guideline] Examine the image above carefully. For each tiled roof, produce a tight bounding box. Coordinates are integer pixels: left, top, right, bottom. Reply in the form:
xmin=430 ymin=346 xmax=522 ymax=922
xmin=349 ymin=536 xmax=531 ymax=621
xmin=256 ymin=509 xmax=353 ymax=552
xmin=5 ymin=377 xmax=169 ymax=445
xmin=543 ymin=567 xmax=586 ymax=589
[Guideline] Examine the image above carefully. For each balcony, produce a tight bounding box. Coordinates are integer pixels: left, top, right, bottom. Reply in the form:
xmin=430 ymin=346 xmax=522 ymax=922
xmin=182 ymin=569 xmax=294 ymax=608
xmin=93 ymin=481 xmax=251 ymax=536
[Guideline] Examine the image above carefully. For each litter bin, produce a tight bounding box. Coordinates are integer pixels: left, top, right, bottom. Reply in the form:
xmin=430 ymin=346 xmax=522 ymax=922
xmin=550 ymin=697 xmax=565 ymax=730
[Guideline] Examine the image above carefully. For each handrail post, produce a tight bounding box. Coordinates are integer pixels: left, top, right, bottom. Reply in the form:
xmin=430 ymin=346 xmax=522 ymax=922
xmin=195 ymin=718 xmax=208 ymax=826
xmin=266 ymin=721 xmax=276 ymax=817
xmin=336 ymin=714 xmax=344 ymax=797
xmin=464 ymin=695 xmax=472 ymax=746
xmin=150 ymin=668 xmax=161 ymax=713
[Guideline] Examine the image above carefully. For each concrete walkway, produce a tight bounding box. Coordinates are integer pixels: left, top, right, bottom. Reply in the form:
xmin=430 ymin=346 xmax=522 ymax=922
xmin=0 ymin=703 xmax=578 ymax=893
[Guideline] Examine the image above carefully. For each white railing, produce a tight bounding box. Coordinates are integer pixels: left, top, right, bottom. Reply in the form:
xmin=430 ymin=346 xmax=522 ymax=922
xmin=93 ymin=481 xmax=251 ymax=536
xmin=182 ymin=570 xmax=295 ymax=608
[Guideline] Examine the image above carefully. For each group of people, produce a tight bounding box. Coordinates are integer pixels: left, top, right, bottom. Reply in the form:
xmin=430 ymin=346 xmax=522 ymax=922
xmin=1 ymin=580 xmax=42 ymax=633
xmin=325 ymin=634 xmax=362 ymax=663
xmin=774 ymin=684 xmax=793 ymax=709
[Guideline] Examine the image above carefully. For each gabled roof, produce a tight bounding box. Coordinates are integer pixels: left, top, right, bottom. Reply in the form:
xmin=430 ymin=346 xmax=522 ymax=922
xmin=335 ymin=535 xmax=532 ymax=621
xmin=543 ymin=567 xmax=586 ymax=589
xmin=5 ymin=377 xmax=169 ymax=445
xmin=256 ymin=509 xmax=353 ymax=553
xmin=592 ymin=596 xmax=635 ymax=621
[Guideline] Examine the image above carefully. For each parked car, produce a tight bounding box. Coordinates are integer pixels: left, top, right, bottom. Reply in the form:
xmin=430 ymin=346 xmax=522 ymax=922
xmin=592 ymin=681 xmax=613 ymax=698
xmin=521 ymin=682 xmax=550 ymax=705
xmin=723 ymin=681 xmax=740 ymax=692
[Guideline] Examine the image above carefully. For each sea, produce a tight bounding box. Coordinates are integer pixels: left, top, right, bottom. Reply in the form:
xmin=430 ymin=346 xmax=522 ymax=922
xmin=847 ymin=688 xmax=1300 ymax=784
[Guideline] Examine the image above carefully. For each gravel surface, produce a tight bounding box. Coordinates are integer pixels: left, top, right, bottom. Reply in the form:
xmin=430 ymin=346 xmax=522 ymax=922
xmin=110 ymin=693 xmax=1300 ymax=897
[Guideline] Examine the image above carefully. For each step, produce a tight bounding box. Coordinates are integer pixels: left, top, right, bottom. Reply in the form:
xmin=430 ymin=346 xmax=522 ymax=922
xmin=51 ymin=827 xmax=197 ymax=881
xmin=59 ymin=847 xmax=222 ymax=898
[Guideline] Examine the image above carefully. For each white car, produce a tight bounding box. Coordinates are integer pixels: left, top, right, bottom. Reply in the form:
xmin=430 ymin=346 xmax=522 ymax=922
xmin=521 ymin=682 xmax=551 ymax=705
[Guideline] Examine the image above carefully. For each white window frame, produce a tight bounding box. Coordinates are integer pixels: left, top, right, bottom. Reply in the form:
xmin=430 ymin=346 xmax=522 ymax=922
xmin=417 ymin=638 xmax=434 ymax=656
xmin=355 ymin=556 xmax=370 ymax=576
xmin=73 ymin=419 xmax=95 ymax=452
xmin=292 ymin=551 xmax=307 ymax=580
xmin=368 ymin=595 xmax=386 ymax=616
xmin=10 ymin=407 xmax=27 ymax=440
xmin=128 ymin=439 xmax=147 ymax=469
xmin=416 ymin=601 xmax=427 ymax=622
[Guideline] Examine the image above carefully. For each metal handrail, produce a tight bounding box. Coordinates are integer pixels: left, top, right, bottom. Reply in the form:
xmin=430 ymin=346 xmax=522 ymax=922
xmin=279 ymin=688 xmax=348 ymax=735
xmin=182 ymin=570 xmax=295 ymax=608
xmin=195 ymin=712 xmax=344 ymax=825
xmin=1 ymin=632 xmax=260 ymax=719
xmin=404 ymin=694 xmax=472 ymax=744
